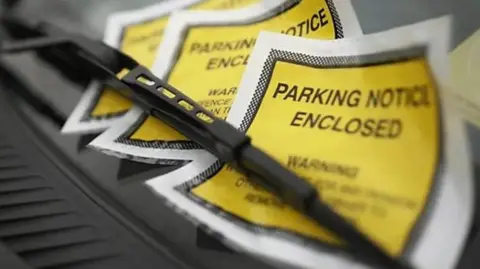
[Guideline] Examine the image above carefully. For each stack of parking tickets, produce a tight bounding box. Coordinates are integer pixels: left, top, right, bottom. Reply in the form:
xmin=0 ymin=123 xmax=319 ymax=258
xmin=62 ymin=0 xmax=260 ymax=138
xmin=61 ymin=1 xmax=472 ymax=268
xmin=86 ymin=0 xmax=362 ymax=164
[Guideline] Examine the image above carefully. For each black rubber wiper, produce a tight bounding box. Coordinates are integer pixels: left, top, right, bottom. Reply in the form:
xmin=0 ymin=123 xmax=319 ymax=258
xmin=0 ymin=13 xmax=414 ymax=269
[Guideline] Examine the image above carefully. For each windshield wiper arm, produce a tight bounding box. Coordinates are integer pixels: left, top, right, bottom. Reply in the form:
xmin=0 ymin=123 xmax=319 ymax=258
xmin=0 ymin=14 xmax=414 ymax=269
xmin=0 ymin=59 xmax=66 ymax=127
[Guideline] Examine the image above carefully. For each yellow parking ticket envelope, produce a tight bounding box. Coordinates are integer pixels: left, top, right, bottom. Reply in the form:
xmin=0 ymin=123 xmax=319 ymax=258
xmin=61 ymin=0 xmax=258 ymax=134
xmin=89 ymin=0 xmax=362 ymax=163
xmin=141 ymin=17 xmax=473 ymax=269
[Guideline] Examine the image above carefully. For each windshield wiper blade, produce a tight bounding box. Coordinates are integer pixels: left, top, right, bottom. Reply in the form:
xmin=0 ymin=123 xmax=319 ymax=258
xmin=0 ymin=14 xmax=414 ymax=269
